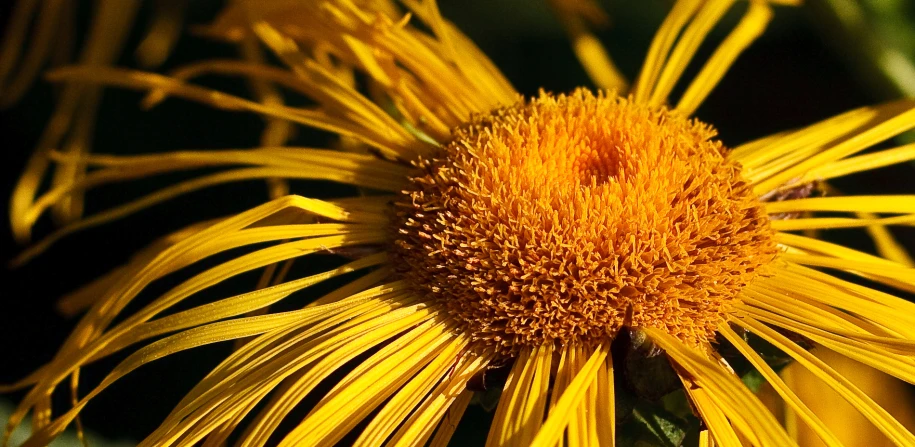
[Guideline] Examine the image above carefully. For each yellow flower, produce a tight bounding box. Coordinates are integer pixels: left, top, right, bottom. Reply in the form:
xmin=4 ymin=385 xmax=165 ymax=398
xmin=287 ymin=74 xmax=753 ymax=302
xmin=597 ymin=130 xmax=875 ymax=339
xmin=776 ymin=349 xmax=915 ymax=447
xmin=4 ymin=0 xmax=915 ymax=446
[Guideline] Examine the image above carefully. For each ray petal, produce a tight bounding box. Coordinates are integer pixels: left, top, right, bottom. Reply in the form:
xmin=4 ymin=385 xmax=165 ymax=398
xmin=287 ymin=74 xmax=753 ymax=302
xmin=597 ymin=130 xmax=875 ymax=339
xmin=646 ymin=328 xmax=796 ymax=447
xmin=718 ymin=323 xmax=843 ymax=446
xmin=677 ymin=0 xmax=773 ymax=115
xmin=529 ymin=343 xmax=608 ymax=447
xmin=485 ymin=346 xmax=546 ymax=447
xmin=277 ymin=319 xmax=455 ymax=447
xmin=800 ymin=143 xmax=915 ymax=183
xmin=752 ymin=99 xmax=915 ymax=194
xmin=547 ymin=0 xmax=628 ymax=91
xmin=387 ymin=352 xmax=492 ymax=447
xmin=736 ymin=316 xmax=915 ymax=445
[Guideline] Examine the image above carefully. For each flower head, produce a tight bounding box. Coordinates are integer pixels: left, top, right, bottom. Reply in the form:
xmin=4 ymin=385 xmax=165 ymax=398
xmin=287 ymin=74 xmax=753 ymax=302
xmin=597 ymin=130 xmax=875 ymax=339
xmin=395 ymin=89 xmax=776 ymax=354
xmin=3 ymin=0 xmax=915 ymax=446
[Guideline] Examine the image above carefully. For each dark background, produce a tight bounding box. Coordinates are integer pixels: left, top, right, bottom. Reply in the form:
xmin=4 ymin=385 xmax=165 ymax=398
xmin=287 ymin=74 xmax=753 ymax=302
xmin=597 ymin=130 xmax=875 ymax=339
xmin=1 ymin=1 xmax=913 ymax=444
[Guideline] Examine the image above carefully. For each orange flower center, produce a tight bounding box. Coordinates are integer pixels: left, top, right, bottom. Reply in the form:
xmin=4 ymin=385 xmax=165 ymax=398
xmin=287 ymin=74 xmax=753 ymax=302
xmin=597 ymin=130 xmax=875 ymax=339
xmin=393 ymin=89 xmax=776 ymax=355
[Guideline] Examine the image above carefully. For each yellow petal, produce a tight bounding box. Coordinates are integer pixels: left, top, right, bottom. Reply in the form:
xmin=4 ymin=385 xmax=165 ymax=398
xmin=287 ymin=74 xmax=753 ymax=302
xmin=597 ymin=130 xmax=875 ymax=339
xmin=390 ymin=353 xmax=492 ymax=447
xmin=529 ymin=343 xmax=609 ymax=447
xmin=486 ymin=343 xmax=553 ymax=447
xmin=646 ymin=328 xmax=796 ymax=446
xmin=677 ymin=0 xmax=773 ymax=115
xmin=719 ymin=324 xmax=842 ymax=446
xmin=354 ymin=335 xmax=469 ymax=446
xmin=736 ymin=316 xmax=915 ymax=445
xmin=278 ymin=319 xmax=454 ymax=446
xmin=547 ymin=0 xmax=628 ymax=91
xmin=159 ymin=298 xmax=431 ymax=447
xmin=800 ymin=143 xmax=915 ymax=183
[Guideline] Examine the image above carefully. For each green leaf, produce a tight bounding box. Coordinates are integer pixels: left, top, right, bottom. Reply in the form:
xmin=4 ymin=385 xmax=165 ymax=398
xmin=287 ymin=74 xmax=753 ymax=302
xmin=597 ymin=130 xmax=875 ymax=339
xmin=617 ymin=401 xmax=697 ymax=447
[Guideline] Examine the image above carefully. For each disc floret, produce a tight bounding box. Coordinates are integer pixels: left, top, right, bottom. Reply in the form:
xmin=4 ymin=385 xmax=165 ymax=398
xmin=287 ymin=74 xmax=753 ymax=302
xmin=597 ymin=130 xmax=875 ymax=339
xmin=394 ymin=89 xmax=776 ymax=355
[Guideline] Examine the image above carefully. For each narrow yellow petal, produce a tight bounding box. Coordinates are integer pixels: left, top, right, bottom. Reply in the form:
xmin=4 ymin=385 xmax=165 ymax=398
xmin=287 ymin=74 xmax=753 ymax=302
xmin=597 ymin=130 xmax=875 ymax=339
xmin=135 ymin=0 xmax=186 ymax=68
xmin=818 ymin=337 xmax=915 ymax=386
xmin=777 ymin=232 xmax=915 ymax=292
xmin=196 ymin=397 xmax=257 ymax=447
xmin=860 ymin=213 xmax=915 ymax=267
xmin=548 ymin=0 xmax=628 ymax=91
xmin=278 ymin=320 xmax=453 ymax=447
xmin=595 ymin=353 xmax=615 ymax=446
xmin=91 ymin=231 xmax=384 ymax=341
xmin=172 ymin=389 xmax=267 ymax=447
xmin=736 ymin=316 xmax=915 ymax=445
xmin=68 ymin=370 xmax=86 ymax=447
xmin=48 ymin=88 xmax=99 ymax=225
xmin=55 ymin=216 xmax=223 ymax=316
xmin=6 ymin=0 xmax=143 ymax=248
xmin=4 ymin=195 xmax=384 ymax=417
xmin=801 ymin=143 xmax=915 ymax=183
xmin=753 ymin=99 xmax=915 ymax=195
xmin=780 ymin=253 xmax=915 ymax=285
xmin=728 ymin=128 xmax=792 ymax=165
xmin=238 ymin=33 xmax=296 ymax=159
xmin=648 ymin=0 xmax=736 ymax=108
xmin=770 ymin=214 xmax=915 ymax=231
xmin=485 ymin=346 xmax=537 ymax=447
xmin=743 ymin=284 xmax=910 ymax=343
xmin=308 ymin=267 xmax=393 ymax=308
xmin=684 ymin=385 xmax=742 ymax=447
xmin=632 ymin=0 xmax=702 ymax=103
xmin=389 ymin=352 xmax=492 ymax=447
xmin=320 ymin=0 xmax=515 ymax=126
xmin=781 ymin=249 xmax=915 ymax=294
xmin=77 ymin=295 xmax=424 ymax=447
xmin=93 ymin=254 xmax=389 ymax=361
xmin=523 ymin=344 xmax=555 ymax=446
xmin=0 ymin=0 xmax=67 ymax=103
xmin=566 ymin=345 xmax=588 ymax=447
xmin=529 ymin=343 xmax=609 ymax=447
xmin=45 ymin=66 xmax=420 ymax=158
xmin=252 ymin=21 xmax=418 ymax=143
xmin=719 ymin=324 xmax=843 ymax=446
xmin=735 ymin=107 xmax=876 ymax=172
xmin=777 ymin=232 xmax=902 ymax=266
xmin=766 ymin=195 xmax=915 ymax=215
xmin=18 ymin=310 xmax=328 ymax=447
xmin=179 ymin=298 xmax=427 ymax=447
xmin=0 ymin=0 xmax=43 ymax=96
xmin=773 ymin=264 xmax=915 ymax=334
xmin=157 ymin=298 xmax=427 ymax=446
xmin=677 ymin=0 xmax=772 ymax=115
xmin=46 ymin=0 xmax=158 ymax=224
xmin=699 ymin=429 xmax=712 ymax=447
xmin=646 ymin=328 xmax=796 ymax=447
xmin=15 ymin=179 xmax=390 ymax=266
xmin=426 ymin=391 xmax=474 ymax=447
xmin=781 ymin=365 xmax=800 ymax=442
xmin=737 ymin=300 xmax=915 ymax=382
xmin=548 ymin=344 xmax=571 ymax=414
xmin=13 ymin=145 xmax=407 ymax=262
xmin=348 ymin=334 xmax=468 ymax=446
xmin=735 ymin=100 xmax=915 ymax=185
xmin=401 ymin=0 xmax=515 ymax=104
xmin=785 ymin=348 xmax=915 ymax=447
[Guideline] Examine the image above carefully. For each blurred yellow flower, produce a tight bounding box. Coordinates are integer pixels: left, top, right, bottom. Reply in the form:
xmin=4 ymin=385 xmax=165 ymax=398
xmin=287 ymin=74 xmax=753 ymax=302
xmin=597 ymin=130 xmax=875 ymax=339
xmin=3 ymin=0 xmax=915 ymax=446
xmin=778 ymin=348 xmax=915 ymax=447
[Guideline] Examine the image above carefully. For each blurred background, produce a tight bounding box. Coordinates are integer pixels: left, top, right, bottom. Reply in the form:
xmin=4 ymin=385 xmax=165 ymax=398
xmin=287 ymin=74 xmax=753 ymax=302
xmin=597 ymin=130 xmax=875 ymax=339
xmin=1 ymin=0 xmax=914 ymax=445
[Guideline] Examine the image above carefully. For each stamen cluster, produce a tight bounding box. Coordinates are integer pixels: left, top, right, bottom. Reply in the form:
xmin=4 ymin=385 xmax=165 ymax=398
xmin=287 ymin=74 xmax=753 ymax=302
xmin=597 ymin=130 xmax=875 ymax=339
xmin=394 ymin=89 xmax=776 ymax=355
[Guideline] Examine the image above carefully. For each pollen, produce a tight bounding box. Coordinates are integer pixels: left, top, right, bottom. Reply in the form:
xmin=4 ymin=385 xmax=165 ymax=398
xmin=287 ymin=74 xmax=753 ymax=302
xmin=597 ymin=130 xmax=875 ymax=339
xmin=393 ymin=89 xmax=777 ymax=355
